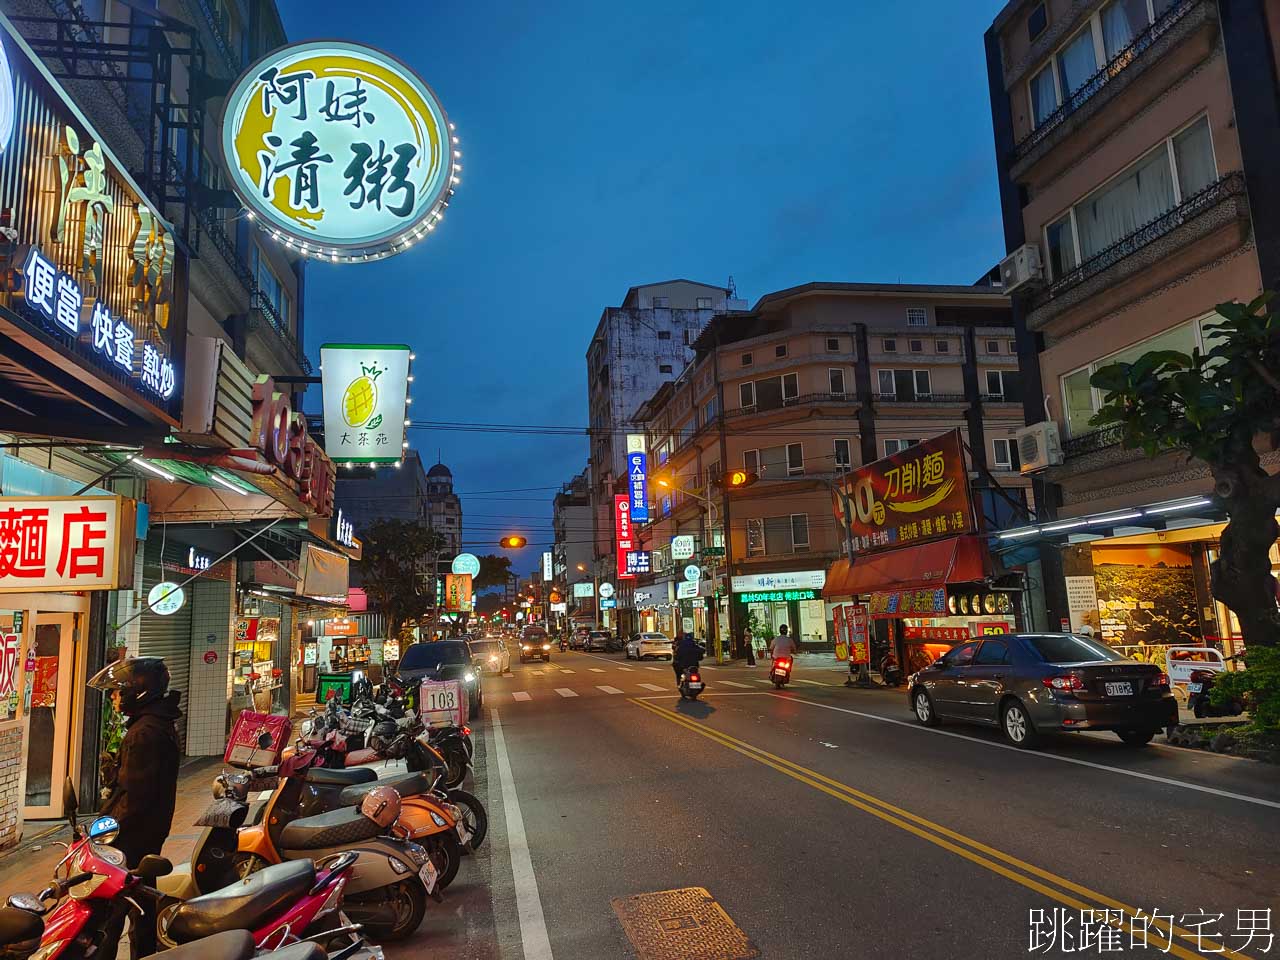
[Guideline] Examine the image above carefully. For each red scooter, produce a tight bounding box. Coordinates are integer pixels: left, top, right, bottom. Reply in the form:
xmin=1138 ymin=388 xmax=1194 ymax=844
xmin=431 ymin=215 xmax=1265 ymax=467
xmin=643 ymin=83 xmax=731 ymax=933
xmin=10 ymin=779 xmax=376 ymax=960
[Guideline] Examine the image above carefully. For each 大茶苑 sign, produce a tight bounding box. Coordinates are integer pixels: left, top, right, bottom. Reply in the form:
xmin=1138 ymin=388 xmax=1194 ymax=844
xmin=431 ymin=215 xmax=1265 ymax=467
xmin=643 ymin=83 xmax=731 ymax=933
xmin=320 ymin=344 xmax=411 ymax=464
xmin=627 ymin=449 xmax=648 ymax=523
xmin=452 ymin=553 xmax=480 ymax=577
xmin=0 ymin=15 xmax=182 ymax=422
xmin=671 ymin=535 xmax=695 ymax=561
xmin=0 ymin=496 xmax=135 ymax=593
xmin=614 ymin=495 xmax=635 ymax=580
xmin=832 ymin=429 xmax=974 ymax=556
xmin=147 ymin=581 xmax=186 ymax=616
xmin=221 ymin=41 xmax=457 ymax=261
xmin=730 ymin=570 xmax=826 ymax=593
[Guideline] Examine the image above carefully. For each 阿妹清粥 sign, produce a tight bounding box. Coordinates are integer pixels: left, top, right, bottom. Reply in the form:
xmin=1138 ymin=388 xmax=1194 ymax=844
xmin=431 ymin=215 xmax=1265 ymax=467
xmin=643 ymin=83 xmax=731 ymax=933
xmin=221 ymin=41 xmax=458 ymax=261
xmin=320 ymin=344 xmax=411 ymax=464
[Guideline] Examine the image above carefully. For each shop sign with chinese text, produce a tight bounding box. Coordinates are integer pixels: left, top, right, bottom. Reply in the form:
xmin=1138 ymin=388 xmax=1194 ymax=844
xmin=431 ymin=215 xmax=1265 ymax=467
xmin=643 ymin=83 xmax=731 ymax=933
xmin=730 ymin=570 xmax=826 ymax=593
xmin=627 ymin=450 xmax=648 ymax=522
xmin=221 ymin=42 xmax=456 ymax=261
xmin=444 ymin=573 xmax=472 ymax=612
xmin=737 ymin=589 xmax=818 ymax=603
xmin=0 ymin=496 xmax=135 ymax=592
xmin=903 ymin=625 xmax=970 ymax=642
xmin=625 ymin=550 xmax=651 ymax=575
xmin=251 ymin=375 xmax=337 ymax=516
xmin=671 ymin=535 xmax=695 ymax=560
xmin=320 ymin=344 xmax=410 ymax=464
xmin=0 ymin=14 xmax=181 ymax=422
xmin=832 ymin=430 xmax=974 ymax=555
xmin=614 ymin=495 xmax=634 ymax=580
xmin=868 ymin=588 xmax=946 ymax=618
xmin=847 ymin=603 xmax=870 ymax=664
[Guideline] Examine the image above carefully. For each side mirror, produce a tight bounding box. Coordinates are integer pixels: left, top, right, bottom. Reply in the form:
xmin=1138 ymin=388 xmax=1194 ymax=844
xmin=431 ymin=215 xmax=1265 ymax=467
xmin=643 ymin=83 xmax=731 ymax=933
xmin=87 ymin=815 xmax=119 ymax=844
xmin=133 ymin=855 xmax=173 ymax=880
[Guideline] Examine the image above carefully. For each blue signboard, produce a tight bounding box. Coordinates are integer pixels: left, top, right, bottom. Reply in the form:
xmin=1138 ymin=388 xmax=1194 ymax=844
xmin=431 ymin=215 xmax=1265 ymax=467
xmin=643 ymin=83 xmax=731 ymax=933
xmin=601 ymin=598 xmax=618 ymax=609
xmin=625 ymin=550 xmax=651 ymax=575
xmin=628 ymin=452 xmax=649 ymax=522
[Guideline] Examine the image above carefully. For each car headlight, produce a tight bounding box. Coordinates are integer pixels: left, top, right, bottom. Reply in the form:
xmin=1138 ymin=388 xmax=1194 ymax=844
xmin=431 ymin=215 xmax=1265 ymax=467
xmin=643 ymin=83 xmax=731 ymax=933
xmin=464 ymin=672 xmax=475 ymax=683
xmin=521 ymin=645 xmax=530 ymax=651
xmin=542 ymin=644 xmax=550 ymax=650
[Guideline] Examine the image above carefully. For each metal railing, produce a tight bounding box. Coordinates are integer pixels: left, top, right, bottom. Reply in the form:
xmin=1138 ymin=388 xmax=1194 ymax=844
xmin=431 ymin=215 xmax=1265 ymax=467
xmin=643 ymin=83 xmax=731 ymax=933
xmin=723 ymin=393 xmax=859 ymax=419
xmin=186 ymin=0 xmax=240 ymax=75
xmin=874 ymin=392 xmax=967 ymax=403
xmin=1037 ymin=172 xmax=1246 ymax=303
xmin=1014 ymin=0 xmax=1200 ymax=160
xmin=1063 ymin=424 xmax=1125 ymax=458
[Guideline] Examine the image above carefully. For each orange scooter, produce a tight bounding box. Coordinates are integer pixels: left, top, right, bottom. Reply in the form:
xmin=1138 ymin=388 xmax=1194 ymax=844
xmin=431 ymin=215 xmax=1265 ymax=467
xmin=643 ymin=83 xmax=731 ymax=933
xmin=237 ymin=747 xmax=468 ymax=890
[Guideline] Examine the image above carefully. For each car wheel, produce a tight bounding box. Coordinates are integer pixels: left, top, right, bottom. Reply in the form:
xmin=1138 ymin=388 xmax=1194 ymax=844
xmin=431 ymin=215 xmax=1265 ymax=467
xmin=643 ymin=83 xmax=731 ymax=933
xmin=913 ymin=688 xmax=940 ymax=727
xmin=1117 ymin=728 xmax=1155 ymax=747
xmin=1001 ymin=699 xmax=1039 ymax=749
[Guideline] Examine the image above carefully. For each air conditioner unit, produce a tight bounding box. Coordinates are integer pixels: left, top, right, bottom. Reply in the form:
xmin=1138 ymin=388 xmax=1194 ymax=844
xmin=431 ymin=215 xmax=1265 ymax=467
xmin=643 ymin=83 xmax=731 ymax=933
xmin=1016 ymin=421 xmax=1063 ymax=474
xmin=999 ymin=243 xmax=1045 ymax=294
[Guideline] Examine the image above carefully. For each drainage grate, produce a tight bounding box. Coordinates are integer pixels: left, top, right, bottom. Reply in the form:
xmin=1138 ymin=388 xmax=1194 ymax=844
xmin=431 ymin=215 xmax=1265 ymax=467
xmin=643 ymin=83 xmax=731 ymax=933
xmin=611 ymin=887 xmax=758 ymax=960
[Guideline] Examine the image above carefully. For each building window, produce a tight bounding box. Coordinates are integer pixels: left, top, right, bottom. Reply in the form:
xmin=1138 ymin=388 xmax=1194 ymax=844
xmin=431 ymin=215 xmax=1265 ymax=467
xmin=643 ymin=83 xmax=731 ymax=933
xmin=877 ymin=369 xmax=931 ymax=400
xmin=882 ymin=338 xmax=897 ymax=353
xmin=659 ymin=364 xmax=673 ymax=374
xmin=986 ymin=370 xmax=1023 ymax=401
xmin=657 ymin=443 xmax=670 ymax=465
xmin=935 ymin=339 xmax=950 ymax=354
xmin=743 ymin=449 xmax=760 ymax=474
xmin=746 ymin=518 xmax=765 ymax=556
xmin=993 ymin=437 xmax=1021 ymax=471
xmin=703 ymin=395 xmax=718 ymax=424
xmin=791 ymin=514 xmax=810 ymax=549
xmin=658 ymin=330 xmax=671 ymax=340
xmin=906 ymin=307 xmax=928 ymax=327
xmin=985 ymin=339 xmax=1001 ymax=354
xmin=739 ymin=382 xmax=755 ymax=409
xmin=252 ymin=245 xmax=292 ymax=330
xmin=1044 ymin=116 xmax=1216 ymax=279
xmin=653 ymin=296 xmax=670 ymax=307
xmin=883 ymin=438 xmax=918 ymax=456
xmin=705 ymin=460 xmax=721 ymax=487
xmin=696 ymin=297 xmax=713 ymax=309
xmin=909 ymin=339 xmax=924 ymax=354
xmin=786 ymin=442 xmax=803 ymax=476
xmin=1027 ymin=2 xmax=1047 ymax=40
xmin=782 ymin=372 xmax=799 ymax=402
xmin=775 ymin=343 xmax=788 ymax=359
xmin=741 ymin=352 xmax=753 ymax=367
xmin=741 ymin=374 xmax=797 ymax=411
xmin=829 ymin=368 xmax=846 ymax=395
xmin=834 ymin=439 xmax=852 ymax=470
xmin=1008 ymin=340 xmax=1017 ymax=353
xmin=826 ymin=337 xmax=840 ymax=352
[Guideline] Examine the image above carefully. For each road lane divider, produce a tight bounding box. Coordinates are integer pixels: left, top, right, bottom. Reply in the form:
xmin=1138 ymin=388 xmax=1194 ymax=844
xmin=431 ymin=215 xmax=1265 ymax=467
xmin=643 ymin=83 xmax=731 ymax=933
xmin=629 ymin=697 xmax=1250 ymax=960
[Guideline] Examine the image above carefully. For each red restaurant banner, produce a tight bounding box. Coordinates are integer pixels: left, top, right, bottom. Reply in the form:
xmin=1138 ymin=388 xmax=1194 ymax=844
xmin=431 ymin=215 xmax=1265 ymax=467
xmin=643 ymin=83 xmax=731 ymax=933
xmin=832 ymin=604 xmax=848 ymax=661
xmin=615 ymin=494 xmax=635 ymax=580
xmin=832 ymin=430 xmax=974 ymax=555
xmin=847 ymin=603 xmax=870 ymax=665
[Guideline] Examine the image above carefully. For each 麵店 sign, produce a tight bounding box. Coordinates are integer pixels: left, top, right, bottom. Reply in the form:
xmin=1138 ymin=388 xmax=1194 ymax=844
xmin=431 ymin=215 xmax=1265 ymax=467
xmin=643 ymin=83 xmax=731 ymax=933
xmin=320 ymin=344 xmax=411 ymax=464
xmin=0 ymin=496 xmax=136 ymax=593
xmin=730 ymin=570 xmax=827 ymax=594
xmin=0 ymin=14 xmax=182 ymax=422
xmin=221 ymin=41 xmax=457 ymax=262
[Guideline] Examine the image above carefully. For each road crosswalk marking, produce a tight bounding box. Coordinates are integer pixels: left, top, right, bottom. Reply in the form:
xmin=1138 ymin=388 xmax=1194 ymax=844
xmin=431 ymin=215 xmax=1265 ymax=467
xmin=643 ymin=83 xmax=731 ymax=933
xmin=644 ymin=666 xmax=662 ymax=672
xmin=597 ymin=685 xmax=624 ymax=694
xmin=638 ymin=683 xmax=667 ymax=692
xmin=531 ymin=670 xmax=545 ymax=676
xmin=589 ymin=668 xmax=606 ymax=673
xmin=502 ymin=672 xmax=515 ymax=678
xmin=555 ymin=688 xmax=578 ymax=698
xmin=512 ymin=691 xmax=532 ymax=701
xmin=617 ymin=666 xmax=634 ymax=671
xmin=720 ymin=680 xmax=753 ymax=688
xmin=560 ymin=668 xmax=575 ymax=674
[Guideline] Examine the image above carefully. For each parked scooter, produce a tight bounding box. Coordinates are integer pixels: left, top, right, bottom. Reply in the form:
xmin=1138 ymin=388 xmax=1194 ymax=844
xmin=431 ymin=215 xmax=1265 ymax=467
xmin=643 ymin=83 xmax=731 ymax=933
xmin=769 ymin=656 xmax=793 ymax=690
xmin=678 ymin=666 xmax=705 ymax=701
xmin=0 ymin=919 xmax=322 ymax=960
xmin=879 ymin=652 xmax=902 ymax=687
xmin=1187 ymin=658 xmax=1246 ymax=718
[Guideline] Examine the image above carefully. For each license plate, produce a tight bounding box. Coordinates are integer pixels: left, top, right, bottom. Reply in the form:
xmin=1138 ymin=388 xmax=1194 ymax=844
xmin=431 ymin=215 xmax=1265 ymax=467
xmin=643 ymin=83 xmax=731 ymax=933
xmin=1187 ymin=682 xmax=1203 ymax=693
xmin=456 ymin=821 xmax=472 ymax=844
xmin=688 ymin=682 xmax=703 ymax=690
xmin=1104 ymin=681 xmax=1134 ymax=697
xmin=418 ymin=860 xmax=438 ymax=893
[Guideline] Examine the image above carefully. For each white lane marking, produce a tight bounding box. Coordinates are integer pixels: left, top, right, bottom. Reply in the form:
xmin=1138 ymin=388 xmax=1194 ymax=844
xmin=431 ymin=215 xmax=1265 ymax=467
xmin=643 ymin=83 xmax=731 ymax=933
xmin=491 ymin=709 xmax=555 ymax=960
xmin=751 ymin=678 xmax=773 ymax=684
xmin=589 ymin=668 xmax=606 ymax=673
xmin=719 ymin=680 xmax=753 ymax=689
xmin=554 ymin=688 xmax=578 ymax=698
xmin=531 ymin=671 xmax=545 ymax=677
xmin=645 ymin=666 xmax=663 ymax=672
xmin=511 ymin=691 xmax=532 ymax=702
xmin=597 ymin=685 xmax=625 ymax=695
xmin=617 ymin=667 xmax=635 ymax=672
xmin=503 ymin=673 xmax=515 ymax=678
xmin=784 ymin=696 xmax=1280 ymax=811
xmin=638 ymin=683 xmax=667 ymax=692
xmin=792 ymin=678 xmax=831 ymax=686
xmin=559 ymin=668 xmax=576 ymax=674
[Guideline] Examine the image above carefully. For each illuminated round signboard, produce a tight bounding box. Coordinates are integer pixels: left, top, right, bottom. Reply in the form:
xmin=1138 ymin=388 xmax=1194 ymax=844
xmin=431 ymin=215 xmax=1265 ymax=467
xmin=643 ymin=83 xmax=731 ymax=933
xmin=148 ymin=582 xmax=186 ymax=616
xmin=220 ymin=41 xmax=458 ymax=262
xmin=0 ymin=36 xmax=14 ymax=153
xmin=451 ymin=553 xmax=481 ymax=577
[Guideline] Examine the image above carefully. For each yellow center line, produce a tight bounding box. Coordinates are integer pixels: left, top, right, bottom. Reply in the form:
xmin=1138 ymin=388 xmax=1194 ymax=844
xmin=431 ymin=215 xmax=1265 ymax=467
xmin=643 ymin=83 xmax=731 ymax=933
xmin=631 ymin=698 xmax=1251 ymax=960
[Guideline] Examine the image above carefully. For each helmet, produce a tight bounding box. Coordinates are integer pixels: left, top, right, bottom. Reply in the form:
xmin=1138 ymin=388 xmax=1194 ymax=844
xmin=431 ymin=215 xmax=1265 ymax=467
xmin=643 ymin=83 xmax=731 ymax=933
xmin=360 ymin=786 xmax=401 ymax=828
xmin=88 ymin=657 xmax=169 ymax=714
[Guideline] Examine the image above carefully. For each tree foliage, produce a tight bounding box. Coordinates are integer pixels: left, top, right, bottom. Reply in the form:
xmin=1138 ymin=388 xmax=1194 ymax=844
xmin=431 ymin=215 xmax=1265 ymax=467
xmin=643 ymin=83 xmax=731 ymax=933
xmin=473 ymin=554 xmax=513 ymax=591
xmin=360 ymin=519 xmax=448 ymax=640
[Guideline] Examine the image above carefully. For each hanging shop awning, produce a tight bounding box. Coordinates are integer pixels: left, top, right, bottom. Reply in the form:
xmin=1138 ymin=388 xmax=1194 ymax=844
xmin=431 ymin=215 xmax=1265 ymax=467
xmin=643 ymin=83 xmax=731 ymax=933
xmin=823 ymin=535 xmax=988 ymax=599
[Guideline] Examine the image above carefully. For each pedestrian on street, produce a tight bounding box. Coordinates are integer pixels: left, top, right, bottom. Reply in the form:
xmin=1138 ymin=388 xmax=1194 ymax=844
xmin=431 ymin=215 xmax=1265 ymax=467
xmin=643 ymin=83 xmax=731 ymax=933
xmin=744 ymin=625 xmax=756 ymax=666
xmin=769 ymin=624 xmax=797 ymax=661
xmin=89 ymin=657 xmax=182 ymax=868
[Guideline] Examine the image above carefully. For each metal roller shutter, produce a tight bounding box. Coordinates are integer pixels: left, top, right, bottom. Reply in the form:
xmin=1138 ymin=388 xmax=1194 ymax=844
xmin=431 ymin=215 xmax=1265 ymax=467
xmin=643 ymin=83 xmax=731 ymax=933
xmin=137 ymin=539 xmax=193 ymax=750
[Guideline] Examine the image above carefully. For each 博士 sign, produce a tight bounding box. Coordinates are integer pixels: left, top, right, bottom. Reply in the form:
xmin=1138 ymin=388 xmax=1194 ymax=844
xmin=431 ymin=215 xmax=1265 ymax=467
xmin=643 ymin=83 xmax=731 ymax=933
xmin=221 ymin=41 xmax=457 ymax=262
xmin=320 ymin=344 xmax=411 ymax=464
xmin=0 ymin=496 xmax=136 ymax=592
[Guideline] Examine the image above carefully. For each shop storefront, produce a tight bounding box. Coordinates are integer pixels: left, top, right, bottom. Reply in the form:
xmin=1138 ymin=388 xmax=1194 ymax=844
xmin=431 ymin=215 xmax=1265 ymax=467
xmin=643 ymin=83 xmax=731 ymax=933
xmin=731 ymin=570 xmax=830 ymax=651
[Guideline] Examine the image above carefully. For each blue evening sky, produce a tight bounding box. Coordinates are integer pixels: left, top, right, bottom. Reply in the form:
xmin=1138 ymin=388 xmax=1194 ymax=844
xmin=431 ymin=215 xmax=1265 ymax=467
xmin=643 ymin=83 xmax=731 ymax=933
xmin=280 ymin=1 xmax=1008 ymax=574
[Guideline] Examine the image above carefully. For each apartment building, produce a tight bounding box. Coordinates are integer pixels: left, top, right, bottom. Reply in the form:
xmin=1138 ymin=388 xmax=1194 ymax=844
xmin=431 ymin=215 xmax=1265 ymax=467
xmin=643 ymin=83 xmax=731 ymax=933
xmin=624 ymin=282 xmax=1028 ymax=654
xmin=552 ymin=470 xmax=593 ymax=613
xmin=986 ymin=0 xmax=1280 ymax=652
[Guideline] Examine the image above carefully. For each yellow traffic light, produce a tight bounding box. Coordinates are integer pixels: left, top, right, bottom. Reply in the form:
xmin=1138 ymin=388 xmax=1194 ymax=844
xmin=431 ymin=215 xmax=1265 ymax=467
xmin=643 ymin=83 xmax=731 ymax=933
xmin=500 ymin=535 xmax=528 ymax=548
xmin=725 ymin=469 xmax=757 ymax=488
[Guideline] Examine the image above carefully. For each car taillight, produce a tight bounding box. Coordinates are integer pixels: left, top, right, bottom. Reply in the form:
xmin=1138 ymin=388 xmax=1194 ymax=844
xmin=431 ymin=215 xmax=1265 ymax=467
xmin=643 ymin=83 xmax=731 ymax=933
xmin=1150 ymin=671 xmax=1170 ymax=688
xmin=1042 ymin=674 xmax=1085 ymax=691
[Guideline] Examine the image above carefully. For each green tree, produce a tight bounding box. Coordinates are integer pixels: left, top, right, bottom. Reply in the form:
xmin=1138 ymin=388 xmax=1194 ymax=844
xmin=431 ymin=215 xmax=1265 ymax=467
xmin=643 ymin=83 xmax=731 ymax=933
xmin=1089 ymin=295 xmax=1280 ymax=653
xmin=360 ymin=519 xmax=448 ymax=641
xmin=473 ymin=554 xmax=513 ymax=591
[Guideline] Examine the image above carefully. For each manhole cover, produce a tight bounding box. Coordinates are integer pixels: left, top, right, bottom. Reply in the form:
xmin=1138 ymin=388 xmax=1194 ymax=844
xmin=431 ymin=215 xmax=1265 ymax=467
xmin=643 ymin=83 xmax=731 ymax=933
xmin=611 ymin=887 xmax=758 ymax=960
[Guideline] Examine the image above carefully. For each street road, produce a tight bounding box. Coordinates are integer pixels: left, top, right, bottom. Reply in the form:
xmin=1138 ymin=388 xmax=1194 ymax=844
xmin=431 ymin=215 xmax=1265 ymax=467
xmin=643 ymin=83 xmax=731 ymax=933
xmin=394 ymin=649 xmax=1280 ymax=959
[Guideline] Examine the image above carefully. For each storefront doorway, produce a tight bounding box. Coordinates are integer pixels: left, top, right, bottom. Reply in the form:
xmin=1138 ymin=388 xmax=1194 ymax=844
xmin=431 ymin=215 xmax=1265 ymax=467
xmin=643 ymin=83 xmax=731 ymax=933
xmin=24 ymin=613 xmax=81 ymax=817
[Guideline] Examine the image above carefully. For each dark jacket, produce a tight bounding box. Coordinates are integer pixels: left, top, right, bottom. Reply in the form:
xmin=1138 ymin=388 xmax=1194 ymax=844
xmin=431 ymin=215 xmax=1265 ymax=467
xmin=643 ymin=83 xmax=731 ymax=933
xmin=673 ymin=636 xmax=702 ymax=670
xmin=101 ymin=690 xmax=181 ymax=865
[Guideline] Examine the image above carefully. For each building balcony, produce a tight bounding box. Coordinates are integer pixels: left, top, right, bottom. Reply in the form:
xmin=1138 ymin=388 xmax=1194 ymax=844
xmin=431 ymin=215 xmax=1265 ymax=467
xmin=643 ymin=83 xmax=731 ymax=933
xmin=1010 ymin=0 xmax=1218 ymax=187
xmin=1026 ymin=171 xmax=1250 ymax=334
xmin=1062 ymin=424 xmax=1124 ymax=459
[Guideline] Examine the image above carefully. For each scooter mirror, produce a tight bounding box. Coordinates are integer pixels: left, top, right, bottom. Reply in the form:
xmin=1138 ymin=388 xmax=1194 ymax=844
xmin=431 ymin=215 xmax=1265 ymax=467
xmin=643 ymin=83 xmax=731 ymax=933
xmin=7 ymin=893 xmax=45 ymax=915
xmin=133 ymin=855 xmax=173 ymax=880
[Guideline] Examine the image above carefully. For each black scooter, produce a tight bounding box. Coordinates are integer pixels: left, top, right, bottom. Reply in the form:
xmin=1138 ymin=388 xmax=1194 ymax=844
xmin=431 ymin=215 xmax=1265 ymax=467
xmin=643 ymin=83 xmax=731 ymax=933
xmin=1186 ymin=659 xmax=1245 ymax=718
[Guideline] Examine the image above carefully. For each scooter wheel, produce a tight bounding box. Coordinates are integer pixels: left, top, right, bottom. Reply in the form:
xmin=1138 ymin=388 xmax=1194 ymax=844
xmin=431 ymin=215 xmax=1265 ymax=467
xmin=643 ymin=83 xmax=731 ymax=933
xmin=233 ymin=852 xmax=270 ymax=879
xmin=426 ymin=831 xmax=463 ymax=889
xmin=772 ymin=680 xmax=784 ymax=689
xmin=356 ymin=879 xmax=427 ymax=941
xmin=445 ymin=788 xmax=488 ymax=851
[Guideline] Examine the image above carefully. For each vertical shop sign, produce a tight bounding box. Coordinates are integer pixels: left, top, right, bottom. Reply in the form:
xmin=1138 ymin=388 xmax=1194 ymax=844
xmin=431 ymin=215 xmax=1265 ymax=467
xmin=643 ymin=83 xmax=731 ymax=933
xmin=627 ymin=447 xmax=648 ymax=523
xmin=847 ymin=603 xmax=870 ymax=665
xmin=615 ymin=494 xmax=634 ymax=580
xmin=832 ymin=604 xmax=848 ymax=661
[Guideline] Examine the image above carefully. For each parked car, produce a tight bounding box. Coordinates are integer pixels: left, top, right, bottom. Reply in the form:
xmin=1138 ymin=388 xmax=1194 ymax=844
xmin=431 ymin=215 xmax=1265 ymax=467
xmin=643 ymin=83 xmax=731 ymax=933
xmin=626 ymin=632 xmax=673 ymax=661
xmin=396 ymin=639 xmax=483 ymax=714
xmin=470 ymin=638 xmax=511 ymax=674
xmin=569 ymin=626 xmax=590 ymax=650
xmin=519 ymin=626 xmax=552 ymax=662
xmin=907 ymin=632 xmax=1177 ymax=749
xmin=584 ymin=630 xmax=613 ymax=652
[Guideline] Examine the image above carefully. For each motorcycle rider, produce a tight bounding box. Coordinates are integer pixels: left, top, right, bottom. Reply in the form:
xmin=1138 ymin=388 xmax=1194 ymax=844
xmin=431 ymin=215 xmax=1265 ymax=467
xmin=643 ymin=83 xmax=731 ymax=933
xmin=89 ymin=657 xmax=182 ymax=868
xmin=672 ymin=632 xmax=702 ymax=688
xmin=769 ymin=624 xmax=797 ymax=661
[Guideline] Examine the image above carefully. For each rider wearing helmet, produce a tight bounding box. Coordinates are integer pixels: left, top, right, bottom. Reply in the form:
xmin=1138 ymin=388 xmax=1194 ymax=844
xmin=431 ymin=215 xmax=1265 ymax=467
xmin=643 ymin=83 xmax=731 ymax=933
xmin=89 ymin=657 xmax=182 ymax=867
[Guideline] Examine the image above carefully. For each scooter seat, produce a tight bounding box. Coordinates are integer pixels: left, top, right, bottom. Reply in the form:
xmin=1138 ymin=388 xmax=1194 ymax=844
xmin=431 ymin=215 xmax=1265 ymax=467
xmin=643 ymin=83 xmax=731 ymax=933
xmin=161 ymin=930 xmax=254 ymax=960
xmin=279 ymin=805 xmax=382 ymax=850
xmin=337 ymin=772 xmax=431 ymax=807
xmin=0 ymin=906 xmax=44 ymax=956
xmin=344 ymin=748 xmax=381 ymax=766
xmin=264 ymin=943 xmax=325 ymax=960
xmin=303 ymin=766 xmax=377 ymax=785
xmin=166 ymin=862 xmax=315 ymax=942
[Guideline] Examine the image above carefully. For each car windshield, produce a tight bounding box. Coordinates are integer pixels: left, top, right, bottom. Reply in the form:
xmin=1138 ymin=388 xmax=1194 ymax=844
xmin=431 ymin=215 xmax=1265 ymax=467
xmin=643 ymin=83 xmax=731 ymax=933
xmin=400 ymin=642 xmax=469 ymax=670
xmin=1024 ymin=634 xmax=1127 ymax=664
xmin=522 ymin=629 xmax=547 ymax=640
xmin=590 ymin=631 xmax=609 ymax=639
xmin=470 ymin=640 xmax=500 ymax=654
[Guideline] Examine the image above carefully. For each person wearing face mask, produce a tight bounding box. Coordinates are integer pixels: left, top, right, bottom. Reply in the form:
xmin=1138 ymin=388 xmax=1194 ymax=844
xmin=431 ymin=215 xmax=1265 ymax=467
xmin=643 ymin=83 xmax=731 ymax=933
xmin=88 ymin=657 xmax=182 ymax=868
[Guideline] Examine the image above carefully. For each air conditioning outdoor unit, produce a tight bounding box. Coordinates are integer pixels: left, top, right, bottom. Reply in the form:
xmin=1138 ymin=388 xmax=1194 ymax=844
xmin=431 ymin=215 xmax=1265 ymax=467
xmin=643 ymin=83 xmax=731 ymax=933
xmin=1016 ymin=421 xmax=1063 ymax=474
xmin=999 ymin=243 xmax=1045 ymax=294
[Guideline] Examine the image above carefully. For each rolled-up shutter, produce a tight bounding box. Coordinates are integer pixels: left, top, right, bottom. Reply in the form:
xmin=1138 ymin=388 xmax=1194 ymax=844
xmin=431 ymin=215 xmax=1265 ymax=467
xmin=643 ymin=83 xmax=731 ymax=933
xmin=137 ymin=540 xmax=192 ymax=751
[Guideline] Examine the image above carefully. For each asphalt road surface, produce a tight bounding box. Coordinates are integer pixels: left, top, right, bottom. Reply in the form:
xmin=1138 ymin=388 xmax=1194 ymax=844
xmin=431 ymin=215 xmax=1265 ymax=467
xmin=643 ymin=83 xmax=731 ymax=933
xmin=391 ymin=649 xmax=1280 ymax=960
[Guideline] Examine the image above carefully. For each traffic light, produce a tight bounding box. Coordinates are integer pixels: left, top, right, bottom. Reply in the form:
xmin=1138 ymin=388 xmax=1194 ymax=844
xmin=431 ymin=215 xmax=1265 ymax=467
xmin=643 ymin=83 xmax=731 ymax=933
xmin=724 ymin=469 xmax=758 ymax=489
xmin=499 ymin=535 xmax=528 ymax=548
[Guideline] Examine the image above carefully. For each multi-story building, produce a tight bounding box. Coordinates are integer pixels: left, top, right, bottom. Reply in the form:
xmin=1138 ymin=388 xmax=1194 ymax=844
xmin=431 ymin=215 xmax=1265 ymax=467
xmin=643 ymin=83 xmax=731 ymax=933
xmin=626 ymin=282 xmax=1028 ymax=653
xmin=986 ymin=0 xmax=1278 ymax=652
xmin=424 ymin=461 xmax=464 ymax=556
xmin=552 ymin=470 xmax=593 ymax=614
xmin=585 ymin=280 xmax=747 ymax=593
xmin=336 ymin=452 xmax=463 ymax=554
